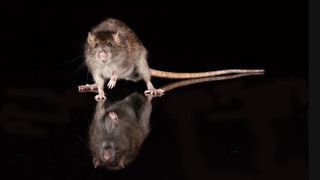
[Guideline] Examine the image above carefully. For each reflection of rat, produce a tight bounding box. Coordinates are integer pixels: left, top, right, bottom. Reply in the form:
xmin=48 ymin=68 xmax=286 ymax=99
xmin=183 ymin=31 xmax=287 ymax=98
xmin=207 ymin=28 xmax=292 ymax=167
xmin=89 ymin=92 xmax=152 ymax=170
xmin=78 ymin=18 xmax=264 ymax=100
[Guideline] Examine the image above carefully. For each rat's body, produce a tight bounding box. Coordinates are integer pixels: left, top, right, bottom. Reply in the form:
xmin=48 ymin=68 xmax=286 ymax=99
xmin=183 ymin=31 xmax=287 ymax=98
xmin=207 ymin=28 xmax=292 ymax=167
xmin=82 ymin=18 xmax=159 ymax=100
xmin=79 ymin=18 xmax=264 ymax=100
xmin=89 ymin=92 xmax=151 ymax=170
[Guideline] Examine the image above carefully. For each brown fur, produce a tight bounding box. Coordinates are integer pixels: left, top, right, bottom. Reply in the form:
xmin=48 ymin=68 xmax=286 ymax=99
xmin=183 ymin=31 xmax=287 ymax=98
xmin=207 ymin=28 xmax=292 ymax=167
xmin=84 ymin=18 xmax=161 ymax=100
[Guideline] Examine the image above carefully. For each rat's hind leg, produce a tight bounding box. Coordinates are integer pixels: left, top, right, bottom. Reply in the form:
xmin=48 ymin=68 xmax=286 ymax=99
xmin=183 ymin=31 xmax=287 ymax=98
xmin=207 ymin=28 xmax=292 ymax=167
xmin=143 ymin=78 xmax=164 ymax=96
xmin=136 ymin=56 xmax=164 ymax=96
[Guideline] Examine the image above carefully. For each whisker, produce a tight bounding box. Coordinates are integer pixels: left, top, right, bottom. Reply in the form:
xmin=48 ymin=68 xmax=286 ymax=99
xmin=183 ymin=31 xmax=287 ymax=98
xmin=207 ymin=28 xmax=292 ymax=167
xmin=71 ymin=62 xmax=87 ymax=79
xmin=64 ymin=54 xmax=83 ymax=64
xmin=73 ymin=131 xmax=90 ymax=150
xmin=86 ymin=69 xmax=89 ymax=84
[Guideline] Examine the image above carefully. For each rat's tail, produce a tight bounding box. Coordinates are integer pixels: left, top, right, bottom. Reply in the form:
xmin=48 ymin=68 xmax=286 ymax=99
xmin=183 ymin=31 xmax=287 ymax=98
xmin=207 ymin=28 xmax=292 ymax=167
xmin=150 ymin=68 xmax=265 ymax=79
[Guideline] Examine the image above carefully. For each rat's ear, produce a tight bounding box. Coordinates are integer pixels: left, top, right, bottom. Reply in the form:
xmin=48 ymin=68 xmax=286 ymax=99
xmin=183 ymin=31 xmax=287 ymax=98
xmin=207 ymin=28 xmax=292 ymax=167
xmin=87 ymin=32 xmax=96 ymax=45
xmin=112 ymin=31 xmax=124 ymax=44
xmin=119 ymin=158 xmax=125 ymax=169
xmin=113 ymin=32 xmax=120 ymax=44
xmin=92 ymin=157 xmax=100 ymax=168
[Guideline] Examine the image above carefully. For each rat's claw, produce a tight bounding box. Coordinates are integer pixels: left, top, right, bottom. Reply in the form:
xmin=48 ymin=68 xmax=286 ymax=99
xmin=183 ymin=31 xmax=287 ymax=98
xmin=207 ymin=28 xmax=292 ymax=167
xmin=144 ymin=89 xmax=164 ymax=97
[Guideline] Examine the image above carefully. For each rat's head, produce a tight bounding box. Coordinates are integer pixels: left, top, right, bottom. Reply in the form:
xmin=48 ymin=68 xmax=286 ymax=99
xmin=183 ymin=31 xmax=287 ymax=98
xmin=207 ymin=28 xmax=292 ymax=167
xmin=86 ymin=31 xmax=125 ymax=63
xmin=92 ymin=140 xmax=133 ymax=171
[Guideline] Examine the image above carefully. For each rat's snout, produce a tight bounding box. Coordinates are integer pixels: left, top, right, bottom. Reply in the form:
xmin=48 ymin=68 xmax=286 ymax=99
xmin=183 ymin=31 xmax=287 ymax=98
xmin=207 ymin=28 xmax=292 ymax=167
xmin=103 ymin=150 xmax=111 ymax=161
xmin=99 ymin=51 xmax=107 ymax=59
xmin=98 ymin=51 xmax=107 ymax=60
xmin=97 ymin=50 xmax=110 ymax=62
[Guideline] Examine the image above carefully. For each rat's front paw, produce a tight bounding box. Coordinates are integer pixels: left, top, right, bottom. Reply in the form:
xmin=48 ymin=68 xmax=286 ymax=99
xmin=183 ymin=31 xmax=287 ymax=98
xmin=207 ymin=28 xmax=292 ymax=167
xmin=108 ymin=111 xmax=118 ymax=120
xmin=144 ymin=89 xmax=164 ymax=97
xmin=108 ymin=111 xmax=119 ymax=124
xmin=107 ymin=79 xmax=116 ymax=89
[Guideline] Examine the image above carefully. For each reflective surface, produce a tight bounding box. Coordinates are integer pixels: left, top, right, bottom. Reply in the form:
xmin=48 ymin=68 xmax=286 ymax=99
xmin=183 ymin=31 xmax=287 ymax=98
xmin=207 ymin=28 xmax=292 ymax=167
xmin=1 ymin=75 xmax=307 ymax=179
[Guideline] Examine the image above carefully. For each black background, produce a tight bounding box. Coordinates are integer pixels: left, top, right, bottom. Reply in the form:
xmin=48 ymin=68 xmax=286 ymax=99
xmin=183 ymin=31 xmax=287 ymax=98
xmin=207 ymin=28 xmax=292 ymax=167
xmin=1 ymin=1 xmax=308 ymax=180
xmin=1 ymin=1 xmax=307 ymax=88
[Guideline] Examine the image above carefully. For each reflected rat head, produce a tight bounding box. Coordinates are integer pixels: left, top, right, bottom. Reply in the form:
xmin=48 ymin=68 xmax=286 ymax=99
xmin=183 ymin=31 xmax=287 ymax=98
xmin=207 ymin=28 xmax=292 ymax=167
xmin=90 ymin=118 xmax=141 ymax=171
xmin=85 ymin=31 xmax=124 ymax=63
xmin=92 ymin=138 xmax=135 ymax=171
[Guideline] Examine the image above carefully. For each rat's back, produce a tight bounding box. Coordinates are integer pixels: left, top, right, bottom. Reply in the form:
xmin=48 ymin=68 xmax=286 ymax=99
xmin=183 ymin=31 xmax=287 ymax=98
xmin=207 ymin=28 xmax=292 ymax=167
xmin=91 ymin=18 xmax=134 ymax=37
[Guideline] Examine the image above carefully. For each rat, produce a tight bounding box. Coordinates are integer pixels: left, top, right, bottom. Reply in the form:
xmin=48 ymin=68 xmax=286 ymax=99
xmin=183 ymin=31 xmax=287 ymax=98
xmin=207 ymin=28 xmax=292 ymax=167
xmin=89 ymin=92 xmax=152 ymax=170
xmin=78 ymin=18 xmax=264 ymax=101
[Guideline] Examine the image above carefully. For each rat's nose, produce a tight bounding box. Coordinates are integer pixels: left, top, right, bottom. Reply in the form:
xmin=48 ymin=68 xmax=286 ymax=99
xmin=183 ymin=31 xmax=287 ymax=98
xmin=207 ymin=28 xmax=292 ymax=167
xmin=98 ymin=51 xmax=107 ymax=60
xmin=103 ymin=150 xmax=111 ymax=161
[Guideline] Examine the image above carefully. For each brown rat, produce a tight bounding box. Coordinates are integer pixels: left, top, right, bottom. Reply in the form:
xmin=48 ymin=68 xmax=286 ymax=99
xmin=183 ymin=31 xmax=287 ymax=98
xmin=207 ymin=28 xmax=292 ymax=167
xmin=78 ymin=18 xmax=264 ymax=100
xmin=89 ymin=92 xmax=152 ymax=170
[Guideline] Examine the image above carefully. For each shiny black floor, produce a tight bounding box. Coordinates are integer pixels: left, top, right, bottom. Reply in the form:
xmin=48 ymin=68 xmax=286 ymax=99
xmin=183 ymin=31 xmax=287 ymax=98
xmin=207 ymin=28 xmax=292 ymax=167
xmin=1 ymin=73 xmax=307 ymax=180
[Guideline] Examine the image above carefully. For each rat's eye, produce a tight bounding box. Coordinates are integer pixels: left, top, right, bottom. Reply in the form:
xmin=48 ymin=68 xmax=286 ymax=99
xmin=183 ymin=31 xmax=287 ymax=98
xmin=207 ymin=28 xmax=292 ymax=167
xmin=94 ymin=43 xmax=98 ymax=48
xmin=107 ymin=42 xmax=113 ymax=47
